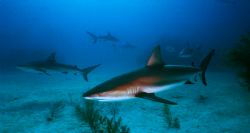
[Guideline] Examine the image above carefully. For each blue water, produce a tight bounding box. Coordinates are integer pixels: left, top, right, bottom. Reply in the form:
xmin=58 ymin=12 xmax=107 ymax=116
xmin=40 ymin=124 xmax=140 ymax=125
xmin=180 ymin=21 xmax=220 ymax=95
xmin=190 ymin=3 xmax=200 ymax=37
xmin=0 ymin=0 xmax=250 ymax=132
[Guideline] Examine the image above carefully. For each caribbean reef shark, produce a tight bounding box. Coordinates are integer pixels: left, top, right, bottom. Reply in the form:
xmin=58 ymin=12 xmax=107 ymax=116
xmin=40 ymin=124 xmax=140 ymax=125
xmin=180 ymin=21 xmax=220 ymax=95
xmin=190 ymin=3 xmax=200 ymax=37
xmin=86 ymin=31 xmax=119 ymax=44
xmin=83 ymin=45 xmax=215 ymax=104
xmin=17 ymin=53 xmax=100 ymax=81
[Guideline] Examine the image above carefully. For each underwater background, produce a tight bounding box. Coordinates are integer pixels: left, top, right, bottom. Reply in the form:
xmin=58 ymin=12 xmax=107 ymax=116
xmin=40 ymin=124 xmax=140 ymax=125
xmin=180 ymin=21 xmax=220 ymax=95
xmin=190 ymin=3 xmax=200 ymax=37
xmin=1 ymin=0 xmax=250 ymax=132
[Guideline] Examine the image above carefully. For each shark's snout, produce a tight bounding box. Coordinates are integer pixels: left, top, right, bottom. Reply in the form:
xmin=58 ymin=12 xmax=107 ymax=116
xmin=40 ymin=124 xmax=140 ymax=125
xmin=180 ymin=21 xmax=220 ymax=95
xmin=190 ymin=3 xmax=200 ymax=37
xmin=82 ymin=91 xmax=102 ymax=100
xmin=82 ymin=91 xmax=98 ymax=98
xmin=82 ymin=92 xmax=90 ymax=97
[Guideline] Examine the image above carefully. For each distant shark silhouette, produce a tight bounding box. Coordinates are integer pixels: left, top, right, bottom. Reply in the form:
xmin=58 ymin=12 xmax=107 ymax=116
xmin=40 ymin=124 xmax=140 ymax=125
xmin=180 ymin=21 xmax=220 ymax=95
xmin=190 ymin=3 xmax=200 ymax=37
xmin=179 ymin=41 xmax=201 ymax=58
xmin=17 ymin=53 xmax=100 ymax=81
xmin=86 ymin=31 xmax=119 ymax=43
xmin=83 ymin=45 xmax=215 ymax=104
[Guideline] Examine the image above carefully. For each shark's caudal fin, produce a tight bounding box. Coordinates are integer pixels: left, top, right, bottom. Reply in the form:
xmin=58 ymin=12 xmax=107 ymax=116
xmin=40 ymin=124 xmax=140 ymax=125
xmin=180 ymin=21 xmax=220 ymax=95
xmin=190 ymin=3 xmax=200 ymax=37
xmin=199 ymin=49 xmax=215 ymax=86
xmin=146 ymin=45 xmax=165 ymax=68
xmin=86 ymin=31 xmax=98 ymax=44
xmin=81 ymin=64 xmax=101 ymax=82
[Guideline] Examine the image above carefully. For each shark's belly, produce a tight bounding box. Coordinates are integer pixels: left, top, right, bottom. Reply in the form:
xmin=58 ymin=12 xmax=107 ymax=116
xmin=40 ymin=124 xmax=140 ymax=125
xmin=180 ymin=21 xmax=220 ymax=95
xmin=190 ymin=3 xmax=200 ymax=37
xmin=88 ymin=85 xmax=140 ymax=101
xmin=141 ymin=81 xmax=186 ymax=93
xmin=88 ymin=91 xmax=135 ymax=101
xmin=47 ymin=67 xmax=78 ymax=73
xmin=20 ymin=68 xmax=42 ymax=73
xmin=135 ymin=74 xmax=189 ymax=93
xmin=91 ymin=81 xmax=185 ymax=101
xmin=86 ymin=74 xmax=191 ymax=101
xmin=106 ymin=88 xmax=137 ymax=96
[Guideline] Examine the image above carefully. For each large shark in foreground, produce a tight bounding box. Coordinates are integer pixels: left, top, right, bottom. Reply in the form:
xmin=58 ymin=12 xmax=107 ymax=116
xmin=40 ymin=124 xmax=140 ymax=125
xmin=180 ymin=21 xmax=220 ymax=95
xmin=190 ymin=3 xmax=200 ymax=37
xmin=86 ymin=31 xmax=119 ymax=44
xmin=17 ymin=53 xmax=100 ymax=81
xmin=83 ymin=45 xmax=215 ymax=104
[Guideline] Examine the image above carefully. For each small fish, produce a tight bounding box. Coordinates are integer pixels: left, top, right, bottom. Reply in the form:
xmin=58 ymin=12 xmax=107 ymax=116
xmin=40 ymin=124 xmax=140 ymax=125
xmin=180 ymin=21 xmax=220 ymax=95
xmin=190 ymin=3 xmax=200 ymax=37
xmin=165 ymin=46 xmax=176 ymax=53
xmin=179 ymin=41 xmax=201 ymax=58
xmin=83 ymin=45 xmax=215 ymax=104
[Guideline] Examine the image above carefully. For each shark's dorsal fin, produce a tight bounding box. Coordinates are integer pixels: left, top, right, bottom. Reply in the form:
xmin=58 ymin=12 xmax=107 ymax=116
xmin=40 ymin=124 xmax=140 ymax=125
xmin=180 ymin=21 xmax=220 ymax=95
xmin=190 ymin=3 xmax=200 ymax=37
xmin=146 ymin=45 xmax=165 ymax=68
xmin=46 ymin=52 xmax=56 ymax=64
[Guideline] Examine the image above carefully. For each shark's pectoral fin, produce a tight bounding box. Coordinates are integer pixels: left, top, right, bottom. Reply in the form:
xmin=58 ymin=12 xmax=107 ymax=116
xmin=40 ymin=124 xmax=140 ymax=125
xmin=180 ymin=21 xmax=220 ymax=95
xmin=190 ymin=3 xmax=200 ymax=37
xmin=63 ymin=71 xmax=68 ymax=74
xmin=35 ymin=68 xmax=50 ymax=76
xmin=185 ymin=80 xmax=194 ymax=85
xmin=135 ymin=92 xmax=177 ymax=105
xmin=42 ymin=71 xmax=50 ymax=76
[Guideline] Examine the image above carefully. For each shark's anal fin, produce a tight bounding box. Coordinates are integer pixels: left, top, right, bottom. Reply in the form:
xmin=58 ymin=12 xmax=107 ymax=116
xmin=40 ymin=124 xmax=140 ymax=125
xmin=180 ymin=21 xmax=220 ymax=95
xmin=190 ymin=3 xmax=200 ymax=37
xmin=191 ymin=62 xmax=195 ymax=67
xmin=135 ymin=92 xmax=177 ymax=105
xmin=63 ymin=71 xmax=68 ymax=74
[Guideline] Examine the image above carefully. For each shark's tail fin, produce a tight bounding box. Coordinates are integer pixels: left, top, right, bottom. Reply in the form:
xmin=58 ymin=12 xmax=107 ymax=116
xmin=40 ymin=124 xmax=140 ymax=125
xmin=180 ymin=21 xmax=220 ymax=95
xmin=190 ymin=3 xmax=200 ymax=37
xmin=86 ymin=31 xmax=98 ymax=44
xmin=81 ymin=64 xmax=100 ymax=82
xmin=199 ymin=49 xmax=215 ymax=86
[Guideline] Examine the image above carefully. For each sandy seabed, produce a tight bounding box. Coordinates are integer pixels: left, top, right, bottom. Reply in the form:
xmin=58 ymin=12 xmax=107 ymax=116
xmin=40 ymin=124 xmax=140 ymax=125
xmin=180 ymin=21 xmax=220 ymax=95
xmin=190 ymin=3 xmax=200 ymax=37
xmin=0 ymin=70 xmax=250 ymax=133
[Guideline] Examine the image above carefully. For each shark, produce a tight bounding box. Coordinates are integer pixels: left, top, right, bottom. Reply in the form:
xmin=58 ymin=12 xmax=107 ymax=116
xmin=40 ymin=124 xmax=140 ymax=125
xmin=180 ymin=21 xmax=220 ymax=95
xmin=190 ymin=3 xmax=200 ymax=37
xmin=17 ymin=53 xmax=100 ymax=81
xmin=86 ymin=31 xmax=120 ymax=44
xmin=83 ymin=45 xmax=215 ymax=104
